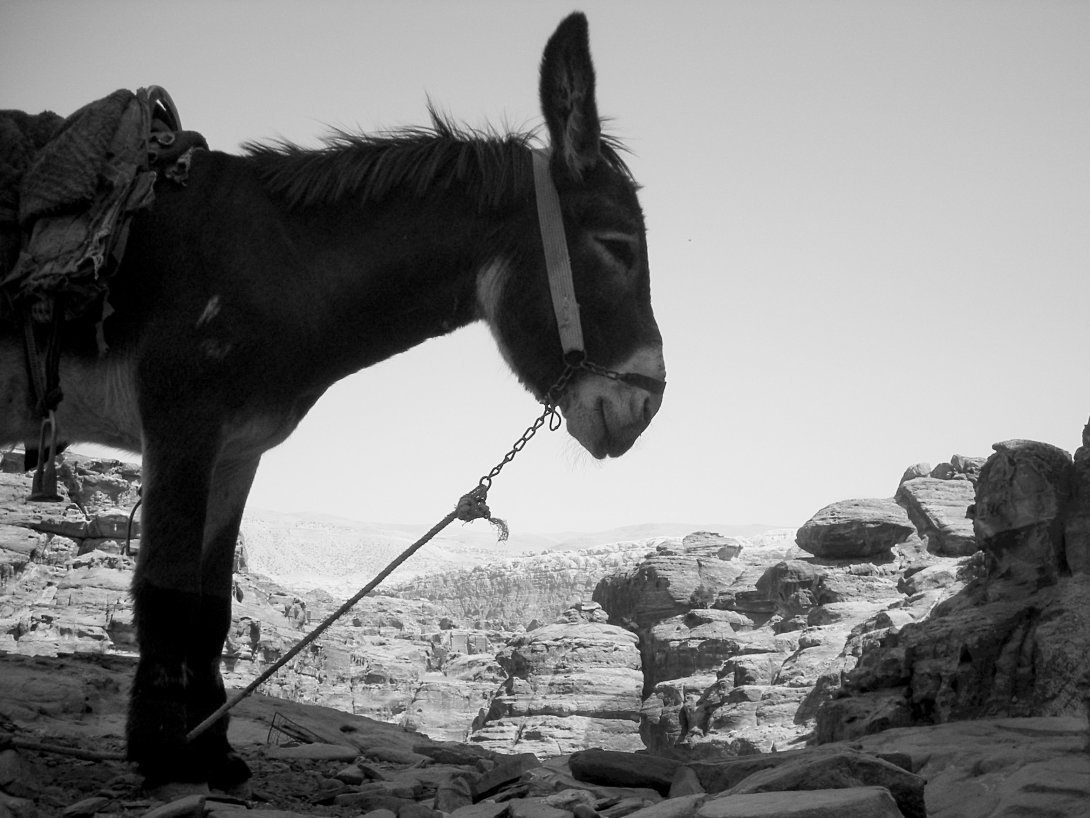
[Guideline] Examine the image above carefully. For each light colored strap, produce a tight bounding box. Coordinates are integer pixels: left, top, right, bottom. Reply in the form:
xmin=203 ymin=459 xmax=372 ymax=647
xmin=532 ymin=150 xmax=584 ymax=359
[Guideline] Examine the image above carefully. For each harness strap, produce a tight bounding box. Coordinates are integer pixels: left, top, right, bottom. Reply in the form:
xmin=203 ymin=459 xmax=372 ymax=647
xmin=618 ymin=371 xmax=667 ymax=396
xmin=532 ymin=150 xmax=584 ymax=359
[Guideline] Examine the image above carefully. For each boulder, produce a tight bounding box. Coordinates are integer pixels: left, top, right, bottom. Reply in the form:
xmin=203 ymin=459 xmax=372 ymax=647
xmin=894 ymin=477 xmax=976 ymax=556
xmin=898 ymin=463 xmax=931 ymax=485
xmin=681 ymin=532 xmax=745 ymax=561
xmin=569 ymin=748 xmax=681 ymax=795
xmin=594 ymin=547 xmax=746 ymax=632
xmin=897 ymin=561 xmax=962 ymax=596
xmin=973 ymin=439 xmax=1072 ymax=584
xmin=950 ymin=454 xmax=987 ymax=482
xmin=795 ymin=499 xmax=915 ymax=560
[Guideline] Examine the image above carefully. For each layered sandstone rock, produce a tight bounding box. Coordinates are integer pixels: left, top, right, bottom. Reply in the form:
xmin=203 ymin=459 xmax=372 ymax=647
xmin=391 ymin=546 xmax=650 ymax=629
xmin=0 ymin=457 xmax=511 ymax=742
xmin=470 ymin=603 xmax=644 ymax=755
xmin=589 ymin=529 xmax=920 ymax=757
xmin=227 ymin=588 xmax=508 ymax=743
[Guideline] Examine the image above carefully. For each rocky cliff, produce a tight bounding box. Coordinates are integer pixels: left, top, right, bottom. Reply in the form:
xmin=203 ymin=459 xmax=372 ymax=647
xmin=815 ymin=435 xmax=1090 ymax=743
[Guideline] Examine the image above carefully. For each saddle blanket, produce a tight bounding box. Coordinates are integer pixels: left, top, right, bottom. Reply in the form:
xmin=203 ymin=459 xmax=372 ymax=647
xmin=0 ymin=87 xmax=206 ymax=329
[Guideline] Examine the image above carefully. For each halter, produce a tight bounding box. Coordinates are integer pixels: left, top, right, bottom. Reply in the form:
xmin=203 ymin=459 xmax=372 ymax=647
xmin=531 ymin=150 xmax=666 ymax=403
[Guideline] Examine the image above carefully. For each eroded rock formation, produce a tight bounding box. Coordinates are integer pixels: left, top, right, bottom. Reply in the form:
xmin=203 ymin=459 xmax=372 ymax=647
xmin=816 ymin=433 xmax=1090 ymax=743
xmin=471 ymin=603 xmax=644 ymax=756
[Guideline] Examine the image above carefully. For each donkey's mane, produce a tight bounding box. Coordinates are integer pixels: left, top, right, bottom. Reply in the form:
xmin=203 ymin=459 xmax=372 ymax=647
xmin=243 ymin=108 xmax=632 ymax=212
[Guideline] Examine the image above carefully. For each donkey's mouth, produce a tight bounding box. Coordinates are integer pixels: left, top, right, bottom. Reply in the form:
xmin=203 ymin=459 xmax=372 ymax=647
xmin=557 ymin=346 xmax=665 ymax=458
xmin=562 ymin=384 xmax=662 ymax=459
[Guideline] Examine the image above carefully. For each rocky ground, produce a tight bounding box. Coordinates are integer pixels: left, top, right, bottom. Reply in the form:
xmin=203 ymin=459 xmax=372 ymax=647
xmin=2 ymin=651 xmax=1087 ymax=818
xmin=3 ymin=427 xmax=1090 ymax=816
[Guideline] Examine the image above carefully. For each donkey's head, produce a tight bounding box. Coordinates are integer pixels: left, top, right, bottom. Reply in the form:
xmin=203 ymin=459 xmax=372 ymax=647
xmin=479 ymin=13 xmax=665 ymax=459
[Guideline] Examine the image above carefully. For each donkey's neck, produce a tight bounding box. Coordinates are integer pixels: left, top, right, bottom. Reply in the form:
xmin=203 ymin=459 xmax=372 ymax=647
xmin=270 ymin=177 xmax=530 ymax=385
xmin=239 ymin=129 xmax=541 ymax=384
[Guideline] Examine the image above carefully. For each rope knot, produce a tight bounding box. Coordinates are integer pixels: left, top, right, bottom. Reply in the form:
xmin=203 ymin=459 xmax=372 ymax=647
xmin=456 ymin=487 xmax=509 ymax=541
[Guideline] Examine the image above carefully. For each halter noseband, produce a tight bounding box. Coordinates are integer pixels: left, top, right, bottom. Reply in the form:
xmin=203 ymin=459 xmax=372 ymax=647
xmin=531 ymin=150 xmax=666 ymax=401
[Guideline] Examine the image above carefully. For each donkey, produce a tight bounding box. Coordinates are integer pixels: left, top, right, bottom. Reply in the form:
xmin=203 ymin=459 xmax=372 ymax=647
xmin=0 ymin=12 xmax=664 ymax=790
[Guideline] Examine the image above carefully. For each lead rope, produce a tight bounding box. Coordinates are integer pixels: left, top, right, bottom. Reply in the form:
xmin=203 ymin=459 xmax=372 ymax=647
xmin=185 ymin=366 xmax=576 ymax=745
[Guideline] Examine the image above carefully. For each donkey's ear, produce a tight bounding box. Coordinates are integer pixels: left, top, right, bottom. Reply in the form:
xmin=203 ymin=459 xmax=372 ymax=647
xmin=540 ymin=12 xmax=601 ymax=182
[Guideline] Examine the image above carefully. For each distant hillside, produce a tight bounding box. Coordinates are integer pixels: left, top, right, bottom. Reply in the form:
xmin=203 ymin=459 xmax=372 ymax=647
xmin=239 ymin=509 xmax=546 ymax=596
xmin=548 ymin=522 xmax=790 ymax=550
xmin=240 ymin=508 xmax=792 ymax=599
xmin=386 ymin=529 xmax=799 ymax=628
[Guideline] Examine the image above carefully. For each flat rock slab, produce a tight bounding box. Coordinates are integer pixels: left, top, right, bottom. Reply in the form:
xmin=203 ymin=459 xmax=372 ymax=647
xmin=725 ymin=749 xmax=924 ymax=818
xmin=853 ymin=716 xmax=1090 ymax=818
xmin=895 ymin=477 xmax=976 ymax=556
xmin=698 ymin=786 xmax=903 ymax=818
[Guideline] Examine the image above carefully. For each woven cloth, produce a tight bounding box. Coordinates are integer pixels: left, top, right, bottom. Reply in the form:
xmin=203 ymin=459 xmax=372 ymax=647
xmin=0 ymin=108 xmax=64 ymax=278
xmin=0 ymin=88 xmax=160 ymax=322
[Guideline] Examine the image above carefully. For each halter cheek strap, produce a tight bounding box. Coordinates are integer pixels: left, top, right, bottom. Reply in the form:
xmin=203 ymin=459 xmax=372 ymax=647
xmin=532 ymin=150 xmax=585 ymax=360
xmin=532 ymin=149 xmax=666 ymax=396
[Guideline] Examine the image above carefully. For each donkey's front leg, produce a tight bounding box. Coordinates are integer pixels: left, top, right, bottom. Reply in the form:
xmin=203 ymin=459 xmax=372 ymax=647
xmin=187 ymin=455 xmax=261 ymax=793
xmin=127 ymin=436 xmax=216 ymax=786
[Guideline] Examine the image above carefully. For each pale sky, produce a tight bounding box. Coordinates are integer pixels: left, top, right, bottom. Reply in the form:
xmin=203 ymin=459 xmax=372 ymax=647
xmin=3 ymin=1 xmax=1088 ymax=535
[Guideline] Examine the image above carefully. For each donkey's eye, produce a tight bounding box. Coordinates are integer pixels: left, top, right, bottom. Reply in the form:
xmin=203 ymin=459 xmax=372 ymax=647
xmin=596 ymin=235 xmax=639 ymax=270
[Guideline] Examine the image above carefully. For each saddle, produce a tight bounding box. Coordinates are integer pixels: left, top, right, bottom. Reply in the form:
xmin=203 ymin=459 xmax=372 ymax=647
xmin=0 ymin=86 xmax=208 ymax=499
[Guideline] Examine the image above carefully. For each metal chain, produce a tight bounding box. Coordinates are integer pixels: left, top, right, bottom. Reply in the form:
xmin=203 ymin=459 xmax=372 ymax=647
xmin=580 ymin=359 xmax=625 ymax=382
xmin=473 ymin=354 xmax=665 ymax=491
xmin=475 ymin=363 xmax=577 ymax=490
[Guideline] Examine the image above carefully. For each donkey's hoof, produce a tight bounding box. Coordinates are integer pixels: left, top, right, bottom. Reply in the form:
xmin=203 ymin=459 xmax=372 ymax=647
xmin=208 ymin=750 xmax=253 ymax=797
